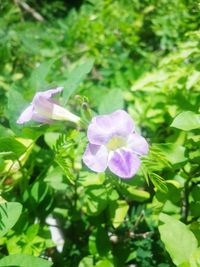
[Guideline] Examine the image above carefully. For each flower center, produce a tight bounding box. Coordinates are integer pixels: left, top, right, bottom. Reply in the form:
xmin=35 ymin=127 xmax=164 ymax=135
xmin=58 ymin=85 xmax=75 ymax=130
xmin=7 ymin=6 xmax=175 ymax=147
xmin=106 ymin=136 xmax=126 ymax=151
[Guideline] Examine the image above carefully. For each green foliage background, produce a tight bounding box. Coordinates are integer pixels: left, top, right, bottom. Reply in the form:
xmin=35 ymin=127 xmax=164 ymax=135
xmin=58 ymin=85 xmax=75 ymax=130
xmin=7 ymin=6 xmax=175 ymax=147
xmin=0 ymin=0 xmax=200 ymax=266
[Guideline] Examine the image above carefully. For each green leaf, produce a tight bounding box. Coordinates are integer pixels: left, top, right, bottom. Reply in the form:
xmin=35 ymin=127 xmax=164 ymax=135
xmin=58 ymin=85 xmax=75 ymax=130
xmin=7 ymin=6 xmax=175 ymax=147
xmin=171 ymin=111 xmax=200 ymax=131
xmin=98 ymin=89 xmax=124 ymax=114
xmin=78 ymin=256 xmax=94 ymax=267
xmin=190 ymin=202 xmax=200 ymax=217
xmin=7 ymin=89 xmax=27 ymax=134
xmin=89 ymin=226 xmax=110 ymax=257
xmin=192 ymin=185 xmax=200 ymax=202
xmin=83 ymin=186 xmax=107 ymax=216
xmin=0 ymin=202 xmax=22 ymax=237
xmin=95 ymin=227 xmax=110 ymax=256
xmin=31 ymin=181 xmax=49 ymax=204
xmin=62 ymin=58 xmax=94 ymax=104
xmin=26 ymin=224 xmax=39 ymax=241
xmin=44 ymin=167 xmax=68 ymax=191
xmin=159 ymin=213 xmax=198 ymax=266
xmin=156 ymin=180 xmax=181 ymax=204
xmin=0 ymin=254 xmax=52 ymax=267
xmin=95 ymin=259 xmax=113 ymax=267
xmin=0 ymin=137 xmax=26 ymax=160
xmin=155 ymin=143 xmax=187 ymax=166
xmin=29 ymin=59 xmax=55 ymax=91
xmin=150 ymin=173 xmax=168 ymax=193
xmin=189 ymin=248 xmax=200 ymax=267
xmin=0 ymin=125 xmax=14 ymax=138
xmin=121 ymin=185 xmax=150 ymax=202
xmin=109 ymin=200 xmax=129 ymax=228
xmin=44 ymin=132 xmax=60 ymax=148
xmin=78 ymin=172 xmax=105 ymax=187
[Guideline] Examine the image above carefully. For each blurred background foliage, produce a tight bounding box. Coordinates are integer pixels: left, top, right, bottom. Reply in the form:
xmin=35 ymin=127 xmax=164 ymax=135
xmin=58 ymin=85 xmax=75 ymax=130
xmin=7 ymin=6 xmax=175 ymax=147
xmin=0 ymin=0 xmax=200 ymax=266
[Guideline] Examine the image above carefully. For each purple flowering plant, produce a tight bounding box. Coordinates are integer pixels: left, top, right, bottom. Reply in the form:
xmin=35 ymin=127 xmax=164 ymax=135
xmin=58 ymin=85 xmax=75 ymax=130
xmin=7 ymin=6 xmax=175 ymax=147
xmin=17 ymin=87 xmax=80 ymax=125
xmin=83 ymin=110 xmax=148 ymax=178
xmin=17 ymin=88 xmax=148 ymax=179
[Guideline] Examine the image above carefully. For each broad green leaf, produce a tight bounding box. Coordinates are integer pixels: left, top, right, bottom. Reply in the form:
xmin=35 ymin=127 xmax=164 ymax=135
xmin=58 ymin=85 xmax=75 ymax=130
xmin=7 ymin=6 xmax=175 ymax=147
xmin=107 ymin=189 xmax=119 ymax=201
xmin=159 ymin=213 xmax=198 ymax=266
xmin=26 ymin=224 xmax=39 ymax=241
xmin=30 ymin=59 xmax=55 ymax=91
xmin=186 ymin=71 xmax=200 ymax=90
xmin=7 ymin=89 xmax=27 ymax=134
xmin=0 ymin=202 xmax=22 ymax=237
xmin=121 ymin=186 xmax=150 ymax=202
xmin=78 ymin=256 xmax=94 ymax=267
xmin=189 ymin=248 xmax=200 ymax=267
xmin=0 ymin=125 xmax=14 ymax=138
xmin=89 ymin=234 xmax=97 ymax=256
xmin=162 ymin=200 xmax=181 ymax=214
xmin=78 ymin=172 xmax=105 ymax=187
xmin=171 ymin=111 xmax=200 ymax=131
xmin=82 ymin=186 xmax=107 ymax=216
xmin=44 ymin=132 xmax=60 ymax=148
xmin=31 ymin=181 xmax=49 ymax=203
xmin=156 ymin=180 xmax=181 ymax=204
xmin=155 ymin=143 xmax=187 ymax=166
xmin=0 ymin=137 xmax=26 ymax=159
xmin=109 ymin=200 xmax=129 ymax=228
xmin=89 ymin=227 xmax=110 ymax=257
xmin=62 ymin=58 xmax=94 ymax=104
xmin=190 ymin=202 xmax=200 ymax=217
xmin=0 ymin=254 xmax=52 ymax=267
xmin=44 ymin=167 xmax=68 ymax=191
xmin=98 ymin=89 xmax=124 ymax=114
xmin=95 ymin=260 xmax=113 ymax=267
xmin=192 ymin=185 xmax=200 ymax=202
xmin=95 ymin=227 xmax=110 ymax=256
xmin=3 ymin=138 xmax=34 ymax=174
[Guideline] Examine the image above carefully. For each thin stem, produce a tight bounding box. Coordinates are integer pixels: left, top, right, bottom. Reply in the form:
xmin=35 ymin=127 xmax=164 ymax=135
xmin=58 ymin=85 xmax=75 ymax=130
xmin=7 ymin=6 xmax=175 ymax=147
xmin=182 ymin=175 xmax=193 ymax=223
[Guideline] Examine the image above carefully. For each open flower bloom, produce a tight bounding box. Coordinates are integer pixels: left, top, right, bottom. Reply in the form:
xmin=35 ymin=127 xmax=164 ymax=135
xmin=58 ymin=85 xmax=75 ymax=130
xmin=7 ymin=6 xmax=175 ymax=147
xmin=83 ymin=110 xmax=148 ymax=179
xmin=17 ymin=87 xmax=80 ymax=124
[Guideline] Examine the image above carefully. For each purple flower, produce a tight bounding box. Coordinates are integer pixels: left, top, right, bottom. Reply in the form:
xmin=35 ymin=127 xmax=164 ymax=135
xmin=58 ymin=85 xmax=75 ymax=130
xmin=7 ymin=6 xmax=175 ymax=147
xmin=83 ymin=110 xmax=148 ymax=179
xmin=17 ymin=87 xmax=80 ymax=124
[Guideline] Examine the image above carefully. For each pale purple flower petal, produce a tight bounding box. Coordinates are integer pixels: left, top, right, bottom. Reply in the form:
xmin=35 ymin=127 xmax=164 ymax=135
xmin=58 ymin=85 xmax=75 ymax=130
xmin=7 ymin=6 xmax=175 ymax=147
xmin=83 ymin=144 xmax=108 ymax=172
xmin=51 ymin=104 xmax=80 ymax=123
xmin=127 ymin=133 xmax=149 ymax=155
xmin=32 ymin=87 xmax=64 ymax=114
xmin=108 ymin=149 xmax=141 ymax=178
xmin=17 ymin=105 xmax=34 ymax=124
xmin=36 ymin=87 xmax=63 ymax=99
xmin=33 ymin=93 xmax=54 ymax=117
xmin=17 ymin=87 xmax=80 ymax=124
xmin=88 ymin=110 xmax=135 ymax=145
xmin=31 ymin=113 xmax=53 ymax=124
xmin=83 ymin=109 xmax=148 ymax=179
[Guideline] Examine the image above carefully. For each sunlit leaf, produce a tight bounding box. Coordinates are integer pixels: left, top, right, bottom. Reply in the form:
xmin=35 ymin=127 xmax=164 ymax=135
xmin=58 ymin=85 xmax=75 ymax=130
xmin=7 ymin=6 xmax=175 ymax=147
xmin=159 ymin=213 xmax=198 ymax=266
xmin=109 ymin=200 xmax=129 ymax=228
xmin=30 ymin=59 xmax=55 ymax=91
xmin=98 ymin=89 xmax=124 ymax=114
xmin=171 ymin=111 xmax=200 ymax=131
xmin=0 ymin=254 xmax=52 ymax=267
xmin=62 ymin=58 xmax=94 ymax=104
xmin=0 ymin=202 xmax=22 ymax=237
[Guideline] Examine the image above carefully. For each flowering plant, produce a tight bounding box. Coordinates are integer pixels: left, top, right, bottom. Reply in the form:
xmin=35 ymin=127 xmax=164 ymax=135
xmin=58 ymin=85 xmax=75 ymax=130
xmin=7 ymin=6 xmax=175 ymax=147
xmin=17 ymin=87 xmax=80 ymax=124
xmin=83 ymin=110 xmax=148 ymax=178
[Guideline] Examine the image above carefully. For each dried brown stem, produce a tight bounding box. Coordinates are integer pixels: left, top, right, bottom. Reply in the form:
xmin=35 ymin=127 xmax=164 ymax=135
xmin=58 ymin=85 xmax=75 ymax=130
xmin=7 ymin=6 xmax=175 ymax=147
xmin=15 ymin=0 xmax=44 ymax=21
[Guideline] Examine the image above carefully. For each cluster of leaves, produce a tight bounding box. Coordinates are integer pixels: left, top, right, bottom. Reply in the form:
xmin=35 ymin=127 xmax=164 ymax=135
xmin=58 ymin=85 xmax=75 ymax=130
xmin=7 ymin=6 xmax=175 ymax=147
xmin=0 ymin=0 xmax=200 ymax=266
